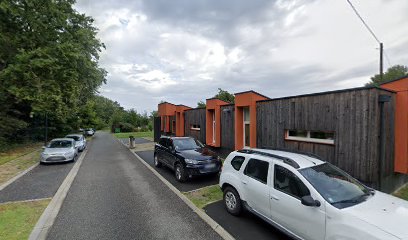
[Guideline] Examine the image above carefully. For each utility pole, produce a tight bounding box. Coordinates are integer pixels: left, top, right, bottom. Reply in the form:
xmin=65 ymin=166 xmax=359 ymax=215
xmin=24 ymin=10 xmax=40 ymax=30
xmin=45 ymin=112 xmax=48 ymax=146
xmin=380 ymin=42 xmax=384 ymax=82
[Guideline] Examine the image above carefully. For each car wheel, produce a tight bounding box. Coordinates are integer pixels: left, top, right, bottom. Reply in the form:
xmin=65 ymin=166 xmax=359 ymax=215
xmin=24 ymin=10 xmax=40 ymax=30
xmin=223 ymin=187 xmax=242 ymax=216
xmin=175 ymin=163 xmax=187 ymax=182
xmin=154 ymin=155 xmax=162 ymax=168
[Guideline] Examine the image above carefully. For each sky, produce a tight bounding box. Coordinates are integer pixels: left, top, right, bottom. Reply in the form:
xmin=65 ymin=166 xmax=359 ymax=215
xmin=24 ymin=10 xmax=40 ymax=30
xmin=75 ymin=0 xmax=408 ymax=113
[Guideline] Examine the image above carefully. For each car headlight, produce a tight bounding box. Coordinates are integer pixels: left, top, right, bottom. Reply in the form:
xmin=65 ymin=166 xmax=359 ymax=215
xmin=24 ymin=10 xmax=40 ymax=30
xmin=185 ymin=159 xmax=199 ymax=164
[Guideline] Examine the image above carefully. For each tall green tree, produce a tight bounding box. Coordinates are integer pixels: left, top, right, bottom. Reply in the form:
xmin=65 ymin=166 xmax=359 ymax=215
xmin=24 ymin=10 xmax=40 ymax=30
xmin=366 ymin=65 xmax=408 ymax=86
xmin=214 ymin=88 xmax=235 ymax=103
xmin=0 ymin=0 xmax=106 ymax=144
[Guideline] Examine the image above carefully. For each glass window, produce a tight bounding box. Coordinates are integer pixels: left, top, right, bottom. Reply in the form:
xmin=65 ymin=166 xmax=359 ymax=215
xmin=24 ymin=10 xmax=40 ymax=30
xmin=231 ymin=156 xmax=245 ymax=171
xmin=286 ymin=130 xmax=335 ymax=144
xmin=274 ymin=165 xmax=310 ymax=199
xmin=244 ymin=159 xmax=269 ymax=184
xmin=299 ymin=163 xmax=371 ymax=208
xmin=243 ymin=107 xmax=250 ymax=122
xmin=288 ymin=130 xmax=308 ymax=138
xmin=159 ymin=138 xmax=168 ymax=147
xmin=172 ymin=138 xmax=203 ymax=151
xmin=244 ymin=123 xmax=250 ymax=147
xmin=49 ymin=140 xmax=73 ymax=148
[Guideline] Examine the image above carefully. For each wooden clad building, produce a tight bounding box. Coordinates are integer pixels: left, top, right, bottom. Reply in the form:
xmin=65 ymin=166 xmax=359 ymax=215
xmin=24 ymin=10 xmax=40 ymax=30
xmin=156 ymin=76 xmax=408 ymax=192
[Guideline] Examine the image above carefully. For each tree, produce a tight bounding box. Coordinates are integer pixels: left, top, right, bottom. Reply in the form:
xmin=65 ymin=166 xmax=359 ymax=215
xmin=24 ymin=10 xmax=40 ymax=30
xmin=366 ymin=65 xmax=408 ymax=86
xmin=214 ymin=88 xmax=235 ymax=103
xmin=197 ymin=101 xmax=206 ymax=108
xmin=0 ymin=0 xmax=106 ymax=145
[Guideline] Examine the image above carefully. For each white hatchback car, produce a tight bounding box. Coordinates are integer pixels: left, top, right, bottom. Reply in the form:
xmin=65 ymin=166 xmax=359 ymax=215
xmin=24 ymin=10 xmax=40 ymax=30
xmin=219 ymin=148 xmax=408 ymax=240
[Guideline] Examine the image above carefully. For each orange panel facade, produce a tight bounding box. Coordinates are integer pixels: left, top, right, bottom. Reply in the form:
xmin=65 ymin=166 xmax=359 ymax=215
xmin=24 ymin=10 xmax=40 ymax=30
xmin=175 ymin=105 xmax=191 ymax=136
xmin=158 ymin=102 xmax=176 ymax=133
xmin=206 ymin=98 xmax=230 ymax=147
xmin=381 ymin=76 xmax=408 ymax=174
xmin=234 ymin=91 xmax=269 ymax=150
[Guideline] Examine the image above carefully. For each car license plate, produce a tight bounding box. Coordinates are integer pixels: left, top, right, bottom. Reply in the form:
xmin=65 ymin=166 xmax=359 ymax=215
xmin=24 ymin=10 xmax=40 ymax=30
xmin=205 ymin=163 xmax=216 ymax=169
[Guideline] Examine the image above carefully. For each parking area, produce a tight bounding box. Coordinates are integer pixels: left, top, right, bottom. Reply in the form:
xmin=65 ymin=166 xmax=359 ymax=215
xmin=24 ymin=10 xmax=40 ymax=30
xmin=132 ymin=138 xmax=292 ymax=240
xmin=204 ymin=201 xmax=291 ymax=240
xmin=135 ymin=150 xmax=219 ymax=192
xmin=0 ymin=151 xmax=83 ymax=203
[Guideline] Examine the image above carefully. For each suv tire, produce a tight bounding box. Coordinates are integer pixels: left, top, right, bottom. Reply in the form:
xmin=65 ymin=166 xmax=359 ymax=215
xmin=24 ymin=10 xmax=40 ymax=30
xmin=223 ymin=187 xmax=242 ymax=216
xmin=175 ymin=163 xmax=187 ymax=182
xmin=154 ymin=154 xmax=162 ymax=168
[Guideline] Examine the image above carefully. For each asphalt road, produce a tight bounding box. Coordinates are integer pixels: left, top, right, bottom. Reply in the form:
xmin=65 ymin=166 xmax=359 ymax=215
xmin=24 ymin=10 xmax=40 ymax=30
xmin=136 ymin=150 xmax=219 ymax=192
xmin=0 ymin=154 xmax=79 ymax=203
xmin=47 ymin=132 xmax=221 ymax=240
xmin=204 ymin=201 xmax=292 ymax=240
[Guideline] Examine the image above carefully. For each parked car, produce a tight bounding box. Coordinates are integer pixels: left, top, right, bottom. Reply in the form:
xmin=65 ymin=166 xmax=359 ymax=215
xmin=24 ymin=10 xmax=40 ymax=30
xmin=154 ymin=136 xmax=222 ymax=182
xmin=40 ymin=138 xmax=78 ymax=164
xmin=85 ymin=128 xmax=94 ymax=136
xmin=65 ymin=134 xmax=87 ymax=151
xmin=219 ymin=148 xmax=408 ymax=240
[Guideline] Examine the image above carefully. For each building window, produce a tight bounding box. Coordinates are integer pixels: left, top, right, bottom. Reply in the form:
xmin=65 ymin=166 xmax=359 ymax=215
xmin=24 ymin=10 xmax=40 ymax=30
xmin=191 ymin=124 xmax=200 ymax=131
xmin=285 ymin=130 xmax=334 ymax=144
xmin=243 ymin=107 xmax=250 ymax=147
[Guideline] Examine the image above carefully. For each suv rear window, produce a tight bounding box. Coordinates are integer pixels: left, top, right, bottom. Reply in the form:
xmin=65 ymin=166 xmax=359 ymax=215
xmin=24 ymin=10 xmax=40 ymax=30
xmin=244 ymin=159 xmax=269 ymax=184
xmin=159 ymin=138 xmax=168 ymax=147
xmin=230 ymin=156 xmax=245 ymax=171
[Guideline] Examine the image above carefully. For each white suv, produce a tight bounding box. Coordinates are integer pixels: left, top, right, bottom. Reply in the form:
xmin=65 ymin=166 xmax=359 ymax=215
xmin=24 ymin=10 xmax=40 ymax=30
xmin=219 ymin=148 xmax=408 ymax=240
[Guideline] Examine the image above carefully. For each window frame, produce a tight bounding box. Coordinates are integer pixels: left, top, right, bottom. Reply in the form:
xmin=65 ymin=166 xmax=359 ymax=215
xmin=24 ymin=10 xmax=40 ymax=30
xmin=243 ymin=158 xmax=269 ymax=185
xmin=190 ymin=124 xmax=201 ymax=131
xmin=230 ymin=156 xmax=246 ymax=171
xmin=285 ymin=129 xmax=335 ymax=145
xmin=273 ymin=164 xmax=310 ymax=200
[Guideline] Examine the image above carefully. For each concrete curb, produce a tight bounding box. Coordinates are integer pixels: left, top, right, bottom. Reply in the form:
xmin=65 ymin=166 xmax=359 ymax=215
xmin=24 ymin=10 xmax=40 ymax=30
xmin=117 ymin=139 xmax=235 ymax=240
xmin=28 ymin=146 xmax=90 ymax=240
xmin=0 ymin=162 xmax=39 ymax=192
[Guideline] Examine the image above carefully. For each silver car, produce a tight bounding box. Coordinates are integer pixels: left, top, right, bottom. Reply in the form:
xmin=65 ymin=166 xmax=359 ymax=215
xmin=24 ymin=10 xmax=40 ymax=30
xmin=40 ymin=138 xmax=78 ymax=163
xmin=65 ymin=134 xmax=87 ymax=151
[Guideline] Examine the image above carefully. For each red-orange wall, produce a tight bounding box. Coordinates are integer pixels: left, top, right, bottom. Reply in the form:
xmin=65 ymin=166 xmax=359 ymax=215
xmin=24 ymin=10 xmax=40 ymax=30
xmin=381 ymin=77 xmax=408 ymax=174
xmin=234 ymin=91 xmax=268 ymax=150
xmin=206 ymin=99 xmax=229 ymax=147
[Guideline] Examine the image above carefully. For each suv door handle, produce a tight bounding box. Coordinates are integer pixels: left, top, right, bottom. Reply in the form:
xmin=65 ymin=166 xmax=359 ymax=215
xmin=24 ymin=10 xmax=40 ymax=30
xmin=241 ymin=180 xmax=248 ymax=185
xmin=271 ymin=195 xmax=279 ymax=201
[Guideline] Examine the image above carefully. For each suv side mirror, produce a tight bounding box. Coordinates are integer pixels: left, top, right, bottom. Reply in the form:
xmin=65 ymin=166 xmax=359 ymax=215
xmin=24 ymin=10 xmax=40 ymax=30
xmin=301 ymin=195 xmax=321 ymax=207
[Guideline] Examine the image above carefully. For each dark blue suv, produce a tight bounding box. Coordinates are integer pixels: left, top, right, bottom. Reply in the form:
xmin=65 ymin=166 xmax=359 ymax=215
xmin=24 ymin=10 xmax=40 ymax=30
xmin=154 ymin=136 xmax=222 ymax=182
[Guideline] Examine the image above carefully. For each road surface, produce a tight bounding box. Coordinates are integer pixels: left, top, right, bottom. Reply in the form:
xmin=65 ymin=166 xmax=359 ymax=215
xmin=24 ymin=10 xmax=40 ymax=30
xmin=47 ymin=131 xmax=221 ymax=240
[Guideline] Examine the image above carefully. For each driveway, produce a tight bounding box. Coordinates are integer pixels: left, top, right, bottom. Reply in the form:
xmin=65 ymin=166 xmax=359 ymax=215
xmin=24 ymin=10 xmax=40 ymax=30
xmin=0 ymin=152 xmax=83 ymax=203
xmin=47 ymin=132 xmax=221 ymax=240
xmin=135 ymin=150 xmax=219 ymax=192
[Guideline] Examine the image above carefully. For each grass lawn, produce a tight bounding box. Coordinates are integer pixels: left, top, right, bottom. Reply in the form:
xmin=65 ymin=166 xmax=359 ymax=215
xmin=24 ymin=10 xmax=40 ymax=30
xmin=114 ymin=131 xmax=154 ymax=139
xmin=0 ymin=198 xmax=50 ymax=240
xmin=394 ymin=184 xmax=408 ymax=201
xmin=0 ymin=149 xmax=41 ymax=186
xmin=184 ymin=185 xmax=223 ymax=209
xmin=0 ymin=143 xmax=42 ymax=166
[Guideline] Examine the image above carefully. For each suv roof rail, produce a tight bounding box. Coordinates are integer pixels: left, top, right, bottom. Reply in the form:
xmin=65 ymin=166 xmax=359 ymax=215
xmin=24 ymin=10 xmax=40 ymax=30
xmin=262 ymin=147 xmax=325 ymax=161
xmin=237 ymin=149 xmax=300 ymax=169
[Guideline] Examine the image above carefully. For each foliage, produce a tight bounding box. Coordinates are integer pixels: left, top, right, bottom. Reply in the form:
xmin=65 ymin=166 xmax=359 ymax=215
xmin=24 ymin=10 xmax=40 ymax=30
xmin=366 ymin=65 xmax=408 ymax=86
xmin=197 ymin=101 xmax=206 ymax=108
xmin=114 ymin=131 xmax=154 ymax=139
xmin=215 ymin=88 xmax=235 ymax=103
xmin=184 ymin=185 xmax=223 ymax=209
xmin=0 ymin=0 xmax=106 ymax=145
xmin=196 ymin=88 xmax=235 ymax=107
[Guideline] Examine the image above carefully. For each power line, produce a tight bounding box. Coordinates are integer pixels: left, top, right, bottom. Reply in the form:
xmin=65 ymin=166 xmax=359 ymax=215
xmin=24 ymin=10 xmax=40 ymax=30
xmin=383 ymin=50 xmax=392 ymax=67
xmin=346 ymin=0 xmax=381 ymax=44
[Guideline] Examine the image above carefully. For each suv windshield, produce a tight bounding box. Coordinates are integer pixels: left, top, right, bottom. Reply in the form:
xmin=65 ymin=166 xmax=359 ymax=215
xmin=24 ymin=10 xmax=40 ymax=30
xmin=66 ymin=136 xmax=80 ymax=141
xmin=299 ymin=163 xmax=371 ymax=208
xmin=49 ymin=140 xmax=73 ymax=148
xmin=172 ymin=138 xmax=203 ymax=151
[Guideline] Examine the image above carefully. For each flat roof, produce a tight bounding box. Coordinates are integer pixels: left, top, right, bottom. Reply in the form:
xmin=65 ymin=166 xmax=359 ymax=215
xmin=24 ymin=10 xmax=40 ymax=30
xmin=257 ymin=86 xmax=395 ymax=103
xmin=234 ymin=90 xmax=270 ymax=99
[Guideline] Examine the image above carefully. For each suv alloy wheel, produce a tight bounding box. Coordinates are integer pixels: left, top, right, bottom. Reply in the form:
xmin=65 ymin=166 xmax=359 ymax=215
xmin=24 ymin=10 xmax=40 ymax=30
xmin=175 ymin=163 xmax=187 ymax=182
xmin=223 ymin=187 xmax=242 ymax=215
xmin=154 ymin=155 xmax=162 ymax=168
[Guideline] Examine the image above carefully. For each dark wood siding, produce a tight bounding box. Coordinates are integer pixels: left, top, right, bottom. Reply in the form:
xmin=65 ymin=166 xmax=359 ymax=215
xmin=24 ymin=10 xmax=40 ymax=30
xmin=256 ymin=88 xmax=396 ymax=189
xmin=184 ymin=108 xmax=206 ymax=143
xmin=220 ymin=105 xmax=235 ymax=150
